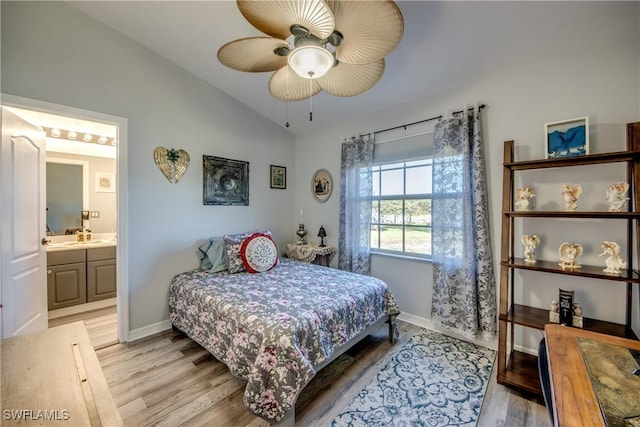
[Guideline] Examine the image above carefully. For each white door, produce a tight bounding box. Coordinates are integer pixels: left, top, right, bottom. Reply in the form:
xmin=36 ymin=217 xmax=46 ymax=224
xmin=1 ymin=107 xmax=48 ymax=338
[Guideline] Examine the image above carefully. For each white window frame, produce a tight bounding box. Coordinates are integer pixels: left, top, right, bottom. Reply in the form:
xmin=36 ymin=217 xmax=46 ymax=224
xmin=370 ymin=157 xmax=432 ymax=260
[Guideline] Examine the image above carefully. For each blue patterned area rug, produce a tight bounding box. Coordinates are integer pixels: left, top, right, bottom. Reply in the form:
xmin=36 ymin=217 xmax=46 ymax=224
xmin=331 ymin=330 xmax=495 ymax=427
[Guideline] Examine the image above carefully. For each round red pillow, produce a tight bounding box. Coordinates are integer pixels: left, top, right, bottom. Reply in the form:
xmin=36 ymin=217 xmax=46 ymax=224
xmin=240 ymin=233 xmax=279 ymax=273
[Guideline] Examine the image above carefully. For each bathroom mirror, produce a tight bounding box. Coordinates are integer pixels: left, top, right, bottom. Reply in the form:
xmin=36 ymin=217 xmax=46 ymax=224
xmin=46 ymin=158 xmax=89 ymax=235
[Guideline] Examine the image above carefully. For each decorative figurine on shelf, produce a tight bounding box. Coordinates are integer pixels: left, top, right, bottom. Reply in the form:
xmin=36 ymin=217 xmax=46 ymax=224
xmin=521 ymin=234 xmax=540 ymax=263
xmin=573 ymin=302 xmax=583 ymax=317
xmin=317 ymin=225 xmax=327 ymax=247
xmin=515 ymin=185 xmax=535 ymax=211
xmin=599 ymin=240 xmax=626 ymax=274
xmin=606 ymin=182 xmax=629 ymax=212
xmin=549 ymin=300 xmax=560 ymax=323
xmin=296 ymin=224 xmax=308 ymax=245
xmin=572 ymin=302 xmax=584 ymax=328
xmin=558 ymin=242 xmax=583 ymax=269
xmin=561 ymin=183 xmax=583 ymax=211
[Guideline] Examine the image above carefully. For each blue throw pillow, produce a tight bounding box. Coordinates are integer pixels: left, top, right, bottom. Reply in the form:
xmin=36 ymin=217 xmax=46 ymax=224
xmin=197 ymin=237 xmax=229 ymax=272
xmin=197 ymin=239 xmax=214 ymax=270
xmin=207 ymin=238 xmax=228 ymax=273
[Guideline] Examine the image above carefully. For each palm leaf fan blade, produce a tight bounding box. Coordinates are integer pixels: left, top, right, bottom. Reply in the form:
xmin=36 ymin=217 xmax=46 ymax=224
xmin=217 ymin=37 xmax=289 ymax=72
xmin=237 ymin=0 xmax=335 ymax=40
xmin=269 ymin=66 xmax=322 ymax=101
xmin=326 ymin=0 xmax=404 ymax=64
xmin=317 ymin=60 xmax=385 ymax=97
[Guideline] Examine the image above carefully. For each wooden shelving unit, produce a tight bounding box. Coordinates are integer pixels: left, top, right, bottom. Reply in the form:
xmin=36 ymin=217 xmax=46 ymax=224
xmin=497 ymin=122 xmax=640 ymax=396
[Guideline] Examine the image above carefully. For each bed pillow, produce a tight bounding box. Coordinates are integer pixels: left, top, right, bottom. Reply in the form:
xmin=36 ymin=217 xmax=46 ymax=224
xmin=224 ymin=232 xmax=252 ymax=273
xmin=224 ymin=230 xmax=273 ymax=273
xmin=206 ymin=238 xmax=228 ymax=273
xmin=197 ymin=237 xmax=228 ymax=272
xmin=197 ymin=239 xmax=215 ymax=270
xmin=240 ymin=233 xmax=279 ymax=273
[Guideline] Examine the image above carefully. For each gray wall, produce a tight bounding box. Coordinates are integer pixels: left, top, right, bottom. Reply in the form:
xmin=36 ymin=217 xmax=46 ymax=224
xmin=293 ymin=2 xmax=640 ymax=348
xmin=3 ymin=1 xmax=639 ymax=351
xmin=1 ymin=1 xmax=295 ymax=331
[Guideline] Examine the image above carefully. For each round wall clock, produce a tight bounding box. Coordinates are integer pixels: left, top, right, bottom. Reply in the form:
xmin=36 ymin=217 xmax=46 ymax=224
xmin=312 ymin=169 xmax=332 ymax=203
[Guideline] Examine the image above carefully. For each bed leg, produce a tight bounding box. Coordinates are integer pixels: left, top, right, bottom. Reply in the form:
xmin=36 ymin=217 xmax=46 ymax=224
xmin=271 ymin=408 xmax=295 ymax=427
xmin=387 ymin=316 xmax=395 ymax=344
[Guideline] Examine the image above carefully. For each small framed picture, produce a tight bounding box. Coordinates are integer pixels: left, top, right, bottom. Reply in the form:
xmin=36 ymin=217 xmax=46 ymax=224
xmin=95 ymin=172 xmax=115 ymax=192
xmin=545 ymin=116 xmax=589 ymax=159
xmin=270 ymin=165 xmax=286 ymax=189
xmin=312 ymin=169 xmax=333 ymax=203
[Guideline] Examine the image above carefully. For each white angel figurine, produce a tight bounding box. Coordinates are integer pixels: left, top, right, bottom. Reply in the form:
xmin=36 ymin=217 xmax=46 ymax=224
xmin=515 ymin=185 xmax=535 ymax=211
xmin=561 ymin=183 xmax=583 ymax=211
xmin=606 ymin=182 xmax=629 ymax=212
xmin=599 ymin=240 xmax=626 ymax=274
xmin=558 ymin=242 xmax=583 ymax=269
xmin=521 ymin=234 xmax=540 ymax=263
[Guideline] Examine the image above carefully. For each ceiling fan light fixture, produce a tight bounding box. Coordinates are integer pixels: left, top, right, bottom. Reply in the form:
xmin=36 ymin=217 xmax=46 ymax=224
xmin=288 ymin=45 xmax=334 ymax=79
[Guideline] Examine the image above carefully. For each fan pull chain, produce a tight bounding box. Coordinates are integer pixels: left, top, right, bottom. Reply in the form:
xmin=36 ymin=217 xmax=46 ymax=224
xmin=284 ymin=70 xmax=290 ymax=128
xmin=309 ymin=79 xmax=313 ymax=122
xmin=285 ymin=102 xmax=290 ymax=128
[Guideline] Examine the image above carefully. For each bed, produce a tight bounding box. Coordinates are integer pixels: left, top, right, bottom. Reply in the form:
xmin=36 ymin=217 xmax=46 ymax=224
xmin=168 ymin=257 xmax=400 ymax=424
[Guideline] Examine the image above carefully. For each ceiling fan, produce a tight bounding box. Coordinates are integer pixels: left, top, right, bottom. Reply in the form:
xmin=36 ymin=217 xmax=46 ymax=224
xmin=217 ymin=0 xmax=404 ymax=108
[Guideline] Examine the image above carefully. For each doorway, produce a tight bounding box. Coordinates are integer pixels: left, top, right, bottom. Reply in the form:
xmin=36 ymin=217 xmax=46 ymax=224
xmin=1 ymin=94 xmax=129 ymax=345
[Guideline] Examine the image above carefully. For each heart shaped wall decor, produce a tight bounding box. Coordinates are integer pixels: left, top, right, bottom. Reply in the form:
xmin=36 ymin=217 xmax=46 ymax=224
xmin=153 ymin=147 xmax=190 ymax=183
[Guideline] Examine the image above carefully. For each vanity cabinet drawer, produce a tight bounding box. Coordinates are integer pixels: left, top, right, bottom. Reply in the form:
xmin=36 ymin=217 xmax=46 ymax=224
xmin=47 ymin=249 xmax=86 ymax=266
xmin=87 ymin=246 xmax=116 ymax=261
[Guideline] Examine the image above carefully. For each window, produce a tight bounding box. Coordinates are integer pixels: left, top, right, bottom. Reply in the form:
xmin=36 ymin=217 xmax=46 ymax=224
xmin=371 ymin=158 xmax=432 ymax=258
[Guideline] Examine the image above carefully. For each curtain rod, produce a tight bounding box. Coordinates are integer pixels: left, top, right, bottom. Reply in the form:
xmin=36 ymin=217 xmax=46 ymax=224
xmin=365 ymin=104 xmax=486 ymax=137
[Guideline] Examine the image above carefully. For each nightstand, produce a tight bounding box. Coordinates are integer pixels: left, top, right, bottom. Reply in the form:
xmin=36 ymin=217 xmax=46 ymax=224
xmin=285 ymin=243 xmax=336 ymax=267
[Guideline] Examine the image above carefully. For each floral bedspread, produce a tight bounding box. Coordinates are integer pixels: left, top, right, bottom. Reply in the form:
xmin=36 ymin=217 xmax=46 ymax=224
xmin=168 ymin=258 xmax=400 ymax=423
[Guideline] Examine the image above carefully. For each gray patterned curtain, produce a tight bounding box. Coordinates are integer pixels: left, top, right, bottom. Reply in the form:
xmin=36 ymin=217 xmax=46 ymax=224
xmin=338 ymin=134 xmax=374 ymax=275
xmin=431 ymin=106 xmax=497 ymax=340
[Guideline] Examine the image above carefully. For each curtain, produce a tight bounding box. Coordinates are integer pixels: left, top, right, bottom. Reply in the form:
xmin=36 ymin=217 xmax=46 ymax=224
xmin=430 ymin=106 xmax=497 ymax=340
xmin=338 ymin=134 xmax=374 ymax=275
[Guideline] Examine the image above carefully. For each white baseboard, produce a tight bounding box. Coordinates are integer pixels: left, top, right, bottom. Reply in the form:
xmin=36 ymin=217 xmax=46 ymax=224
xmin=397 ymin=312 xmax=434 ymax=330
xmin=397 ymin=312 xmax=498 ymax=351
xmin=127 ymin=319 xmax=173 ymax=342
xmin=514 ymin=344 xmax=538 ymax=357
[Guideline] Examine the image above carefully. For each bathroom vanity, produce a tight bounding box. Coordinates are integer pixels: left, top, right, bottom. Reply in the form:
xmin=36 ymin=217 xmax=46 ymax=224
xmin=47 ymin=241 xmax=116 ymax=310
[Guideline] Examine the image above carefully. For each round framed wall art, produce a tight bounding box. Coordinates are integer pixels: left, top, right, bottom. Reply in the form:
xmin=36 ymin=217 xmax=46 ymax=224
xmin=312 ymin=169 xmax=332 ymax=203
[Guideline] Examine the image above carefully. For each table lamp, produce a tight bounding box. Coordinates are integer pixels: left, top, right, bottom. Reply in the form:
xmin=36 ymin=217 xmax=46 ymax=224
xmin=318 ymin=225 xmax=327 ymax=247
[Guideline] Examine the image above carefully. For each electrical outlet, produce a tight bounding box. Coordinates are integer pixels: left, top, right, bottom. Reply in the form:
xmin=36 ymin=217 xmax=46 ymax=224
xmin=90 ymin=211 xmax=100 ymax=218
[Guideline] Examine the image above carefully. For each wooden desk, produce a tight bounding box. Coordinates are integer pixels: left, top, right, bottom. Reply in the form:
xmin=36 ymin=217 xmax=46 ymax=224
xmin=544 ymin=324 xmax=640 ymax=427
xmin=1 ymin=322 xmax=122 ymax=426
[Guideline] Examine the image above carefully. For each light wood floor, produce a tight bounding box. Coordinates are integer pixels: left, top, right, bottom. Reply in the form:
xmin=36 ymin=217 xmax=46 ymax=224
xmin=96 ymin=321 xmax=550 ymax=426
xmin=49 ymin=305 xmax=118 ymax=350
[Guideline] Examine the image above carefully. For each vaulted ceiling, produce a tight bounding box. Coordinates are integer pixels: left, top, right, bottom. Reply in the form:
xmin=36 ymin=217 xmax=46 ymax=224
xmin=68 ymin=1 xmax=624 ymax=135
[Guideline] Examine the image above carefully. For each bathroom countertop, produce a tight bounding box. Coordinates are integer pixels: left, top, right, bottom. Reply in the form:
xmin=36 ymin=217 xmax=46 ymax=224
xmin=45 ymin=239 xmax=117 ymax=252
